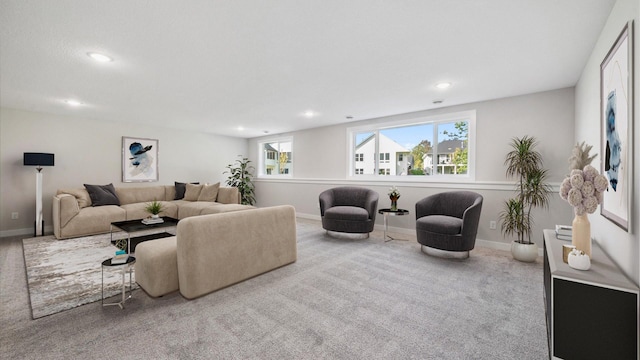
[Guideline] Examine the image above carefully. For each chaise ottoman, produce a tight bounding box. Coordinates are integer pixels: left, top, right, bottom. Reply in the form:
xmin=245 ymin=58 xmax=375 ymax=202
xmin=134 ymin=236 xmax=179 ymax=297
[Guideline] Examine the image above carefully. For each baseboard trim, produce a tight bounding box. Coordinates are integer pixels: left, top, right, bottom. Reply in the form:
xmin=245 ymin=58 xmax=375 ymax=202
xmin=296 ymin=212 xmax=543 ymax=256
xmin=0 ymin=225 xmax=53 ymax=239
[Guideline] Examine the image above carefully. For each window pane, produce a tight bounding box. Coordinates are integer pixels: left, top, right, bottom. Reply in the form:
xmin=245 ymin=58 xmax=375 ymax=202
xmin=380 ymin=124 xmax=433 ymax=176
xmin=354 ymin=132 xmax=376 ymax=175
xmin=436 ymin=121 xmax=468 ymax=175
xmin=263 ymin=142 xmax=278 ymax=175
xmin=277 ymin=142 xmax=292 ymax=175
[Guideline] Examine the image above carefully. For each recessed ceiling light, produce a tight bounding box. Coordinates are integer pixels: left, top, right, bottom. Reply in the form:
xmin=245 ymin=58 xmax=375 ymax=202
xmin=65 ymin=99 xmax=82 ymax=106
xmin=237 ymin=126 xmax=244 ymax=131
xmin=346 ymin=116 xmax=353 ymax=120
xmin=436 ymin=82 xmax=452 ymax=89
xmin=432 ymin=99 xmax=444 ymax=104
xmin=87 ymin=52 xmax=113 ymax=62
xmin=304 ymin=111 xmax=314 ymax=118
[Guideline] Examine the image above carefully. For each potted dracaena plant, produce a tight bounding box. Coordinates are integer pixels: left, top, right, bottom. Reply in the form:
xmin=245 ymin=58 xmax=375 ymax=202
xmin=499 ymin=136 xmax=552 ymax=262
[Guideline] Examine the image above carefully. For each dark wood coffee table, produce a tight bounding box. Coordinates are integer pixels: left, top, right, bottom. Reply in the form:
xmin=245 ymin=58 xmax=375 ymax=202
xmin=110 ymin=217 xmax=179 ymax=254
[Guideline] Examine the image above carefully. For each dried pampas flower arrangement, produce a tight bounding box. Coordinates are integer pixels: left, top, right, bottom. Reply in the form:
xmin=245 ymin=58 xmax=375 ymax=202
xmin=568 ymin=141 xmax=597 ymax=171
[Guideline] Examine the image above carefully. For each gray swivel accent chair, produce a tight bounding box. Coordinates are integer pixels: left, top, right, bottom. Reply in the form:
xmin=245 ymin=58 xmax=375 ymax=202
xmin=415 ymin=191 xmax=483 ymax=259
xmin=319 ymin=187 xmax=379 ymax=237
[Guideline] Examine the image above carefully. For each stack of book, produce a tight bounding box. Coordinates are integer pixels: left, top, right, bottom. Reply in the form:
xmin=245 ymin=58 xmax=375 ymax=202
xmin=555 ymin=224 xmax=572 ymax=241
xmin=111 ymin=253 xmax=129 ymax=265
xmin=142 ymin=217 xmax=164 ymax=225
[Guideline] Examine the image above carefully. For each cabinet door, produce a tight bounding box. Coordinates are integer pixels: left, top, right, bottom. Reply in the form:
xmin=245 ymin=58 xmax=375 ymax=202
xmin=553 ymin=278 xmax=637 ymax=359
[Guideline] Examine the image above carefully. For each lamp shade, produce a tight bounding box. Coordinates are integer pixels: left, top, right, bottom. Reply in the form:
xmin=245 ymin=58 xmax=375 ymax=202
xmin=23 ymin=153 xmax=55 ymax=166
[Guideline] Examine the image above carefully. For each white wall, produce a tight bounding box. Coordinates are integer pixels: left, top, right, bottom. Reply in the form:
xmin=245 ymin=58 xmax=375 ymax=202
xmin=574 ymin=0 xmax=639 ymax=284
xmin=248 ymin=88 xmax=576 ymax=250
xmin=0 ymin=107 xmax=248 ymax=236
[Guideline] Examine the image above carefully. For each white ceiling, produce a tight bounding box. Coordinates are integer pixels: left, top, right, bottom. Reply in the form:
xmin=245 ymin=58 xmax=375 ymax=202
xmin=1 ymin=0 xmax=616 ymax=138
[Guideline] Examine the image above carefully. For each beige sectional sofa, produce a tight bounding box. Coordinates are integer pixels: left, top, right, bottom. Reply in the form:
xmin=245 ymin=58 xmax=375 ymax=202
xmin=134 ymin=205 xmax=297 ymax=299
xmin=53 ymin=184 xmax=252 ymax=239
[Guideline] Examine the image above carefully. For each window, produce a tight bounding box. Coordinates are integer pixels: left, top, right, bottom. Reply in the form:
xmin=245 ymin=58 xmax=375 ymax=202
xmin=353 ymin=132 xmax=376 ymax=175
xmin=259 ymin=138 xmax=293 ymax=176
xmin=348 ymin=110 xmax=475 ymax=180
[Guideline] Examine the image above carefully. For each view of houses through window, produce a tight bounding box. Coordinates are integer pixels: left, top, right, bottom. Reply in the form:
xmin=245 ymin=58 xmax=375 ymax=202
xmin=353 ymin=117 xmax=470 ymax=177
xmin=261 ymin=140 xmax=292 ymax=175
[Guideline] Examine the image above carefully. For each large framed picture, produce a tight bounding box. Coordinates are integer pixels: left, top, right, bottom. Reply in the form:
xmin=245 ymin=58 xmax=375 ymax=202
xmin=600 ymin=21 xmax=633 ymax=231
xmin=122 ymin=136 xmax=159 ymax=182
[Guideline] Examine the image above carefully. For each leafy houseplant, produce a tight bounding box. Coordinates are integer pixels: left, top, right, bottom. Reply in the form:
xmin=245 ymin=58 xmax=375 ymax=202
xmin=499 ymin=136 xmax=552 ymax=262
xmin=224 ymin=156 xmax=256 ymax=206
xmin=145 ymin=200 xmax=164 ymax=217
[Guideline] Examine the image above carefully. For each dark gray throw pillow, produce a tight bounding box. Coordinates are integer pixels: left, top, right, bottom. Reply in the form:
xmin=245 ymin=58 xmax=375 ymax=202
xmin=84 ymin=183 xmax=120 ymax=206
xmin=174 ymin=181 xmax=200 ymax=200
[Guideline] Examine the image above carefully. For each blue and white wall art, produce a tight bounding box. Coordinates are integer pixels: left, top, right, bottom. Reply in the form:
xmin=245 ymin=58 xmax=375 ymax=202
xmin=122 ymin=136 xmax=159 ymax=182
xmin=600 ymin=21 xmax=632 ymax=231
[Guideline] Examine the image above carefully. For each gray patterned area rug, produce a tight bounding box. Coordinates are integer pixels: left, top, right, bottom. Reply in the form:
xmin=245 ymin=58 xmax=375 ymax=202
xmin=23 ymin=232 xmax=156 ymax=319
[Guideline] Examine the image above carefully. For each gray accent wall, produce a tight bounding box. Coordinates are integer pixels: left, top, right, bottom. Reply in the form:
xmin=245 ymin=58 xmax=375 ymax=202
xmin=575 ymin=0 xmax=639 ymax=284
xmin=248 ymin=88 xmax=576 ymax=252
xmin=0 ymin=107 xmax=248 ymax=236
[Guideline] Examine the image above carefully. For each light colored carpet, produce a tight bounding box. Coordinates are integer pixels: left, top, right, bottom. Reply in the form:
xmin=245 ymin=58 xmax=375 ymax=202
xmin=22 ymin=229 xmax=171 ymax=318
xmin=3 ymin=219 xmax=547 ymax=359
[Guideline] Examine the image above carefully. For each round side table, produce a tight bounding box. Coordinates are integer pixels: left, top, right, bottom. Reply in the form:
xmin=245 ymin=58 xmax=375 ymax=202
xmin=102 ymin=256 xmax=136 ymax=309
xmin=378 ymin=208 xmax=410 ymax=241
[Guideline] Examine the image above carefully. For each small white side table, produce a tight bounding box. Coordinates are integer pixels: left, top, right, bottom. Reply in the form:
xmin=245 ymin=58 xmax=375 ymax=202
xmin=102 ymin=256 xmax=136 ymax=309
xmin=378 ymin=208 xmax=410 ymax=242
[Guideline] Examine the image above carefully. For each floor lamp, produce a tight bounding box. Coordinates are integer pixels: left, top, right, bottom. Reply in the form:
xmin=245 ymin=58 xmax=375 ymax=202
xmin=24 ymin=152 xmax=55 ymax=236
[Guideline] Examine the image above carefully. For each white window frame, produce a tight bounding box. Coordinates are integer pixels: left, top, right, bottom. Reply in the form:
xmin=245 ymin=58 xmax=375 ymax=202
xmin=258 ymin=136 xmax=293 ymax=178
xmin=346 ymin=110 xmax=476 ymax=182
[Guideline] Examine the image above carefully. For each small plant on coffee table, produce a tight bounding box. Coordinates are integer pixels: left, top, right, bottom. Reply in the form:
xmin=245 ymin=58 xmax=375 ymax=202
xmin=145 ymin=200 xmax=164 ymax=217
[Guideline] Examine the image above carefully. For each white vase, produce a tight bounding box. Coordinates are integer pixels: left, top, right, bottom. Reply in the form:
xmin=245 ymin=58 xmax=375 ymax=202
xmin=151 ymin=214 xmax=159 ymax=219
xmin=572 ymin=214 xmax=591 ymax=258
xmin=511 ymin=241 xmax=538 ymax=262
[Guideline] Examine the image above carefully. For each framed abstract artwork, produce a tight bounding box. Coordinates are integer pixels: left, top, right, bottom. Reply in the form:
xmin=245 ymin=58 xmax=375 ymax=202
xmin=122 ymin=136 xmax=159 ymax=182
xmin=600 ymin=21 xmax=633 ymax=231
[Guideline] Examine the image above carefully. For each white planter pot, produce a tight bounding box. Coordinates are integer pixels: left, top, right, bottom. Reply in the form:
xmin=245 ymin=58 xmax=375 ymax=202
xmin=511 ymin=241 xmax=538 ymax=262
xmin=151 ymin=214 xmax=160 ymax=219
